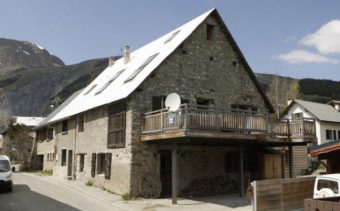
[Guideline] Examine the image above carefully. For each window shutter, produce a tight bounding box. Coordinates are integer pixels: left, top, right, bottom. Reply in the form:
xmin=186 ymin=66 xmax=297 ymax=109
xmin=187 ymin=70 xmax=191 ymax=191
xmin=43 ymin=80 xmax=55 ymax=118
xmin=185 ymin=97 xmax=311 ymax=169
xmin=105 ymin=153 xmax=112 ymax=179
xmin=91 ymin=153 xmax=96 ymax=177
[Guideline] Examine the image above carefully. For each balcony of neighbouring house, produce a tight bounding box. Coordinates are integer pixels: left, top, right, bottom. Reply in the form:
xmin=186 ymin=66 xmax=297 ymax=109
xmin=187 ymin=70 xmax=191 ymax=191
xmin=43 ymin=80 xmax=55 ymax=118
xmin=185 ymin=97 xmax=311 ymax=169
xmin=141 ymin=104 xmax=316 ymax=142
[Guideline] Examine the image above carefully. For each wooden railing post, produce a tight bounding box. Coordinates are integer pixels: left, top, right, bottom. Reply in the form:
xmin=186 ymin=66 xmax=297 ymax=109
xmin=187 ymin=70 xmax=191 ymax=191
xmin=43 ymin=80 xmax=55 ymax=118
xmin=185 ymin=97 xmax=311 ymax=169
xmin=287 ymin=119 xmax=291 ymax=139
xmin=302 ymin=118 xmax=305 ymax=137
xmin=160 ymin=109 xmax=163 ymax=133
xmin=183 ymin=104 xmax=188 ymax=130
xmin=216 ymin=110 xmax=219 ymax=131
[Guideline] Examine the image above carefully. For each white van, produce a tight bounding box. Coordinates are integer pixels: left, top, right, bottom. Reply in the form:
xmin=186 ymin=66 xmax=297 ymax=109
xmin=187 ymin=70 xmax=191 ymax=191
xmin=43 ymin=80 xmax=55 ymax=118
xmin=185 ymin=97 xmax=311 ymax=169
xmin=0 ymin=155 xmax=13 ymax=192
xmin=313 ymin=174 xmax=340 ymax=198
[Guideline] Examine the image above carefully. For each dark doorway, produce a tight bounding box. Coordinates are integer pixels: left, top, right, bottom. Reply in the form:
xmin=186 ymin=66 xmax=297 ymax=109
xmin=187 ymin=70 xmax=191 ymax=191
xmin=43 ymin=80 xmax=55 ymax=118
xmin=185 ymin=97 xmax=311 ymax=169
xmin=67 ymin=150 xmax=73 ymax=179
xmin=36 ymin=155 xmax=44 ymax=170
xmin=159 ymin=150 xmax=172 ymax=196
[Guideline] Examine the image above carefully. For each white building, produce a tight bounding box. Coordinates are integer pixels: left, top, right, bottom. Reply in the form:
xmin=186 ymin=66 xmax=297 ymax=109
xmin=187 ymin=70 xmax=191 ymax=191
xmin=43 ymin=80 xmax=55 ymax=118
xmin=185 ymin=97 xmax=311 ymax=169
xmin=283 ymin=99 xmax=340 ymax=145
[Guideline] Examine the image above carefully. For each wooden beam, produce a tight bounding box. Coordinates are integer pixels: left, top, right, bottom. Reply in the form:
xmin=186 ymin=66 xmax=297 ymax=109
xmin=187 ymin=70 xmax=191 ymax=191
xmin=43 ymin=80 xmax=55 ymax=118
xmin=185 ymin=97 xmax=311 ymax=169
xmin=172 ymin=142 xmax=178 ymax=204
xmin=289 ymin=145 xmax=293 ymax=178
xmin=239 ymin=144 xmax=244 ymax=197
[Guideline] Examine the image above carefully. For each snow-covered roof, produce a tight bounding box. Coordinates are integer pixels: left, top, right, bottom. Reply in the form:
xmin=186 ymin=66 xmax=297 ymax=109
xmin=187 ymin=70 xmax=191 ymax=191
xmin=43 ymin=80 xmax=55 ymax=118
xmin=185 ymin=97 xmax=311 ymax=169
xmin=35 ymin=89 xmax=84 ymax=129
xmin=49 ymin=9 xmax=215 ymax=123
xmin=14 ymin=116 xmax=44 ymax=127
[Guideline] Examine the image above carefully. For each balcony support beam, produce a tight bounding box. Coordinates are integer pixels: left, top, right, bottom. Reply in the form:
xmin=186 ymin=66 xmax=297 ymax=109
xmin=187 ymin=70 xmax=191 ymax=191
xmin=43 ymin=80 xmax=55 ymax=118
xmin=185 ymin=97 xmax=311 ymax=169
xmin=172 ymin=142 xmax=178 ymax=204
xmin=239 ymin=144 xmax=244 ymax=197
xmin=289 ymin=145 xmax=293 ymax=178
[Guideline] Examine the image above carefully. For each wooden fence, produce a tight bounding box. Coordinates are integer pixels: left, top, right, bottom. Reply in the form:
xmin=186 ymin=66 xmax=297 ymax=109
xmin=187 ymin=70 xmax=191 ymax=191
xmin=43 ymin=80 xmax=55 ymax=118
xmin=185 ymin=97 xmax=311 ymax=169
xmin=305 ymin=197 xmax=340 ymax=211
xmin=253 ymin=177 xmax=315 ymax=211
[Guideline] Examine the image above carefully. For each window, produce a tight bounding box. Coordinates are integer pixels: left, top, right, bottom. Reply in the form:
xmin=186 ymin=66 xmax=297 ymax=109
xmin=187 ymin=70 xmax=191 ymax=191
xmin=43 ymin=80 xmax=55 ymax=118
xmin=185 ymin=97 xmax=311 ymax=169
xmin=62 ymin=120 xmax=68 ymax=133
xmin=79 ymin=154 xmax=85 ymax=172
xmin=326 ymin=129 xmax=337 ymax=140
xmin=317 ymin=179 xmax=339 ymax=194
xmin=164 ymin=30 xmax=181 ymax=43
xmin=124 ymin=53 xmax=159 ymax=82
xmin=47 ymin=128 xmax=53 ymax=139
xmin=78 ymin=114 xmax=84 ymax=132
xmin=206 ymin=24 xmax=215 ymax=40
xmin=95 ymin=69 xmax=125 ymax=95
xmin=291 ymin=112 xmax=303 ymax=119
xmin=61 ymin=149 xmax=67 ymax=166
xmin=196 ymin=98 xmax=213 ymax=108
xmin=152 ymin=96 xmax=166 ymax=110
xmin=83 ymin=84 xmax=97 ymax=95
xmin=37 ymin=128 xmax=47 ymax=141
xmin=231 ymin=104 xmax=258 ymax=114
xmin=96 ymin=153 xmax=106 ymax=174
xmin=107 ymin=102 xmax=126 ymax=148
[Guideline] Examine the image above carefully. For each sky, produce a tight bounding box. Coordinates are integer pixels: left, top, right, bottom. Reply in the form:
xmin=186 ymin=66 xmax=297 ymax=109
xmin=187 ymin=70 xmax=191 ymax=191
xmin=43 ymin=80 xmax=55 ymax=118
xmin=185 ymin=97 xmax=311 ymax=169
xmin=1 ymin=0 xmax=340 ymax=80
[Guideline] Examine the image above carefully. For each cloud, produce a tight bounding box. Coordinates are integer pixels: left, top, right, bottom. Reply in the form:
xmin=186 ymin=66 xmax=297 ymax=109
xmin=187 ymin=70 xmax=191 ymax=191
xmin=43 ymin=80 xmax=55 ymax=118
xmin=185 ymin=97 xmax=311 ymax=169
xmin=274 ymin=49 xmax=338 ymax=64
xmin=300 ymin=20 xmax=340 ymax=55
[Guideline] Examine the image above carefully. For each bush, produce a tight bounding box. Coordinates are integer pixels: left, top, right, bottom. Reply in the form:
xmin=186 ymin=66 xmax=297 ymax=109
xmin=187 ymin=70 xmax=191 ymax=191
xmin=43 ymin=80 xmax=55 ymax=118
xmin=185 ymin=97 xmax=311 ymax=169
xmin=85 ymin=180 xmax=93 ymax=186
xmin=122 ymin=193 xmax=136 ymax=200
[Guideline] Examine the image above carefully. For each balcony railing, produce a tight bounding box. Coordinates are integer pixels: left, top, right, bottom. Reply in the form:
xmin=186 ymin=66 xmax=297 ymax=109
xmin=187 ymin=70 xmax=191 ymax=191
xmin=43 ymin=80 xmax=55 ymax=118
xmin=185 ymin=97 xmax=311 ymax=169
xmin=141 ymin=104 xmax=316 ymax=141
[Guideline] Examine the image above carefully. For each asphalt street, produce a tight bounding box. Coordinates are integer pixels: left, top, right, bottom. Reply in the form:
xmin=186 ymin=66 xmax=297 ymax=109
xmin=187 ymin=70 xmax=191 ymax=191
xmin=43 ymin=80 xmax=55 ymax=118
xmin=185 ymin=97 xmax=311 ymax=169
xmin=0 ymin=173 xmax=124 ymax=211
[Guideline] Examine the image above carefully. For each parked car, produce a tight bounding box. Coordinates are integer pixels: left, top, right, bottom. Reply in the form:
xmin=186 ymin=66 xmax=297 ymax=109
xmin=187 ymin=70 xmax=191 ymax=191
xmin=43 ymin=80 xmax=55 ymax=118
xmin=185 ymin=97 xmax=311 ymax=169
xmin=314 ymin=174 xmax=340 ymax=198
xmin=0 ymin=155 xmax=13 ymax=192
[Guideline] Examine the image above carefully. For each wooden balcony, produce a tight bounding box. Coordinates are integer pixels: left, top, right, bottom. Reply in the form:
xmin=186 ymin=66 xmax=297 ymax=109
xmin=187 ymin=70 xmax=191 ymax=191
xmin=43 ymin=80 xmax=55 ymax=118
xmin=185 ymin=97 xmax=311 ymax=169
xmin=141 ymin=104 xmax=316 ymax=143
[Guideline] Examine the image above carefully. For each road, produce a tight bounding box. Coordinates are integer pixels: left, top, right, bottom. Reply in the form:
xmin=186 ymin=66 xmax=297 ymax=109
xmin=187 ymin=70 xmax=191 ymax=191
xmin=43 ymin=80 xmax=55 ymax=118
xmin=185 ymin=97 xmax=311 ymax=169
xmin=0 ymin=173 xmax=124 ymax=211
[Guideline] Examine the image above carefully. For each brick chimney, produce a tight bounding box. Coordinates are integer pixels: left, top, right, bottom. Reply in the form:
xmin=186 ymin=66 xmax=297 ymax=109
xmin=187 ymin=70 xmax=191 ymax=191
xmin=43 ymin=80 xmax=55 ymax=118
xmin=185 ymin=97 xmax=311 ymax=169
xmin=123 ymin=46 xmax=130 ymax=64
xmin=108 ymin=57 xmax=115 ymax=67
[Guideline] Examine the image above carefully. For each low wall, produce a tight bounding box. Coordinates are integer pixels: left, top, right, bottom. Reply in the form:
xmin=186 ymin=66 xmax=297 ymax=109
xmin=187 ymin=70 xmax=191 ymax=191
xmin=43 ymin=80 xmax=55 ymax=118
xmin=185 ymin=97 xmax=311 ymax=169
xmin=253 ymin=176 xmax=315 ymax=211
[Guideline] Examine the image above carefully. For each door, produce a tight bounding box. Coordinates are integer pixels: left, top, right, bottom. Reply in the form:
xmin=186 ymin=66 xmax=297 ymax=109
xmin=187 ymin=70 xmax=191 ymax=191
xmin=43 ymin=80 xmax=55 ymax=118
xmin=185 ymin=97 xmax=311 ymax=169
xmin=67 ymin=150 xmax=73 ymax=179
xmin=159 ymin=150 xmax=172 ymax=196
xmin=263 ymin=154 xmax=283 ymax=179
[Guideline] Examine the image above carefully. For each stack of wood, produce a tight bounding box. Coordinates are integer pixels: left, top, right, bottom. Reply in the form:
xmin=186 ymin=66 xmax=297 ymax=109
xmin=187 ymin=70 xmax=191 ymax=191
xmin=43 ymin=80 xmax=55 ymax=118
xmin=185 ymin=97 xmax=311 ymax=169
xmin=180 ymin=175 xmax=238 ymax=197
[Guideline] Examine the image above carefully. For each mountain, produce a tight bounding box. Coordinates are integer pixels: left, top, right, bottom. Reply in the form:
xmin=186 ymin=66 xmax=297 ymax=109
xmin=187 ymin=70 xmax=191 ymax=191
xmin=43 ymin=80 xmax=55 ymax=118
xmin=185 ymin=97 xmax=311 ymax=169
xmin=0 ymin=38 xmax=64 ymax=77
xmin=256 ymin=73 xmax=340 ymax=115
xmin=0 ymin=38 xmax=113 ymax=119
xmin=1 ymin=38 xmax=340 ymax=123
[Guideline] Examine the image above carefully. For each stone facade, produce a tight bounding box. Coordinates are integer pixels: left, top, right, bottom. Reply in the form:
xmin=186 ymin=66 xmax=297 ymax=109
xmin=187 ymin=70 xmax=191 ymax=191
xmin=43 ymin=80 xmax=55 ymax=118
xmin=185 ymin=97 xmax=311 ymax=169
xmin=35 ymin=12 xmax=306 ymax=197
xmin=36 ymin=138 xmax=55 ymax=171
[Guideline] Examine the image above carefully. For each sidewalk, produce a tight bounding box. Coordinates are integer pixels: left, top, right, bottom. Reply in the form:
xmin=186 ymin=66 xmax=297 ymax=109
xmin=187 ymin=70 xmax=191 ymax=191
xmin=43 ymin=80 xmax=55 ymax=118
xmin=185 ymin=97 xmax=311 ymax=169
xmin=34 ymin=173 xmax=252 ymax=211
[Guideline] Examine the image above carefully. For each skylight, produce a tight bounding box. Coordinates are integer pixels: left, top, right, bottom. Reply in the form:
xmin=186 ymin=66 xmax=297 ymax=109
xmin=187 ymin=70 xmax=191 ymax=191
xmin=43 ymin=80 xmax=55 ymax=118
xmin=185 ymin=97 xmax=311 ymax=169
xmin=83 ymin=84 xmax=97 ymax=95
xmin=164 ymin=30 xmax=181 ymax=43
xmin=124 ymin=53 xmax=159 ymax=82
xmin=95 ymin=69 xmax=125 ymax=95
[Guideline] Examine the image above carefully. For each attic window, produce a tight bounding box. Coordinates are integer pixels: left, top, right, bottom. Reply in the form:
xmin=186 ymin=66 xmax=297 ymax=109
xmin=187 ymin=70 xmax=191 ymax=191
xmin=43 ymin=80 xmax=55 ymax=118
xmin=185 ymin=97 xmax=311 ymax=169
xmin=95 ymin=69 xmax=125 ymax=95
xmin=164 ymin=30 xmax=181 ymax=44
xmin=84 ymin=84 xmax=97 ymax=95
xmin=124 ymin=53 xmax=159 ymax=82
xmin=206 ymin=24 xmax=215 ymax=41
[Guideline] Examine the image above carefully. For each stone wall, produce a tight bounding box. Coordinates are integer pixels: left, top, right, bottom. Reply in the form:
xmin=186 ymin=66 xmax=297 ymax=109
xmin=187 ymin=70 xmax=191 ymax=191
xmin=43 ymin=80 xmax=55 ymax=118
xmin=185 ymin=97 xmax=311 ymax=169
xmin=53 ymin=106 xmax=132 ymax=195
xmin=129 ymin=14 xmax=271 ymax=195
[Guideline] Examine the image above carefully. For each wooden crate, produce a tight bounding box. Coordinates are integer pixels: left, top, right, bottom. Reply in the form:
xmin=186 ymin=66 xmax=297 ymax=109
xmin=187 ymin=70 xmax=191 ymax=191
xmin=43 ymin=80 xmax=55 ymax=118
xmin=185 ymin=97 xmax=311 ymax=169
xmin=304 ymin=197 xmax=340 ymax=211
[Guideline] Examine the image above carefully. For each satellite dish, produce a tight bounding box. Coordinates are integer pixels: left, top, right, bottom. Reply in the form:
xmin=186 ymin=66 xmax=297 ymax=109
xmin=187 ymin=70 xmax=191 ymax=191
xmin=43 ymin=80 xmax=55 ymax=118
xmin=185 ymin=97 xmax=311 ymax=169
xmin=165 ymin=93 xmax=181 ymax=112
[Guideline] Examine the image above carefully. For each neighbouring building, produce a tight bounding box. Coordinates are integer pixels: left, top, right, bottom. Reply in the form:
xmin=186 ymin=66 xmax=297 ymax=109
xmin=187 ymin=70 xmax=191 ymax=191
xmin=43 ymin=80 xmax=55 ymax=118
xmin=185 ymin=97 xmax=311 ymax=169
xmin=1 ymin=116 xmax=43 ymax=164
xmin=289 ymin=100 xmax=340 ymax=174
xmin=35 ymin=90 xmax=82 ymax=171
xmin=35 ymin=9 xmax=316 ymax=200
xmin=282 ymin=99 xmax=340 ymax=146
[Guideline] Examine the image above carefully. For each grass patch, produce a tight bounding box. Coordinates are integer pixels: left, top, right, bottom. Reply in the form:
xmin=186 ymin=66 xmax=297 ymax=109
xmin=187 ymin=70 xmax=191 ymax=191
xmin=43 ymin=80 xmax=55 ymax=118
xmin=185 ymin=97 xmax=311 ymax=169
xmin=85 ymin=180 xmax=93 ymax=186
xmin=122 ymin=193 xmax=136 ymax=201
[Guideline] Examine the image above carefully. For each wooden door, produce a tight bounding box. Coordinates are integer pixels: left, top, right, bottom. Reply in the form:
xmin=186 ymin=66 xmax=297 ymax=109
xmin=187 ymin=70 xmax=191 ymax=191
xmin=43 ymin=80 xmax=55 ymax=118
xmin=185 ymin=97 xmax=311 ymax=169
xmin=264 ymin=154 xmax=283 ymax=180
xmin=159 ymin=150 xmax=171 ymax=196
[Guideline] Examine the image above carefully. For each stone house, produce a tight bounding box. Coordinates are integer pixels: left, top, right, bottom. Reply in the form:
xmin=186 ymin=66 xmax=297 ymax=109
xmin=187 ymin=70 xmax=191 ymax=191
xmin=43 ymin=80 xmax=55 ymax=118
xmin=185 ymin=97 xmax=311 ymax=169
xmin=35 ymin=9 xmax=316 ymax=200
